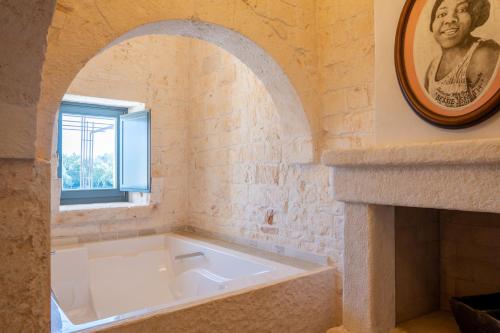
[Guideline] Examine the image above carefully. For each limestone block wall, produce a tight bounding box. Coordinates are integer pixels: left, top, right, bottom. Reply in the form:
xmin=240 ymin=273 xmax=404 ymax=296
xmin=440 ymin=210 xmax=500 ymax=310
xmin=0 ymin=1 xmax=381 ymax=331
xmin=188 ymin=39 xmax=343 ymax=260
xmin=186 ymin=40 xmax=344 ymax=320
xmin=50 ymin=35 xmax=345 ymax=275
xmin=51 ymin=36 xmax=191 ymax=243
xmin=35 ymin=0 xmax=321 ymax=163
xmin=48 ymin=34 xmax=345 ymax=321
xmin=317 ymin=0 xmax=375 ymax=150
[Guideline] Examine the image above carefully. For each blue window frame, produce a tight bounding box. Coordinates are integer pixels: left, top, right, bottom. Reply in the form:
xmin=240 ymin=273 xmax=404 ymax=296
xmin=58 ymin=102 xmax=128 ymax=205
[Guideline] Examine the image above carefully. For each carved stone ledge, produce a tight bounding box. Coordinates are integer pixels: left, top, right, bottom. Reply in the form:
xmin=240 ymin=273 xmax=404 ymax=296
xmin=322 ymin=139 xmax=500 ymax=214
xmin=322 ymin=138 xmax=500 ymax=167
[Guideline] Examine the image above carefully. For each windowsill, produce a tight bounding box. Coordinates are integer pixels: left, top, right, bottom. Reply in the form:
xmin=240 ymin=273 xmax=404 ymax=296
xmin=59 ymin=201 xmax=150 ymax=212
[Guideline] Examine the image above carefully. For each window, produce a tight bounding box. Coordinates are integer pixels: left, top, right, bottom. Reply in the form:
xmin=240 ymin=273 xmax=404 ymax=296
xmin=58 ymin=100 xmax=150 ymax=205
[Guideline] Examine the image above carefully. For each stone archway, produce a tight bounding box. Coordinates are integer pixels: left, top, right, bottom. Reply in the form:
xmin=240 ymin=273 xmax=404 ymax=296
xmin=1 ymin=2 xmax=320 ymax=331
xmin=43 ymin=17 xmax=316 ymax=245
xmin=104 ymin=20 xmax=314 ymax=164
xmin=35 ymin=1 xmax=319 ymax=165
xmin=44 ymin=19 xmax=316 ymax=165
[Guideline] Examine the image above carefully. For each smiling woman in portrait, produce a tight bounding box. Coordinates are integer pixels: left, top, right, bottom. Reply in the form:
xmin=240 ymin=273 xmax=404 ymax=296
xmin=424 ymin=0 xmax=499 ymax=109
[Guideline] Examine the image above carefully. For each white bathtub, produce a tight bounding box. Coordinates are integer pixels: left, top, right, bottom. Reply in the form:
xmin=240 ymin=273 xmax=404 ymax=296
xmin=51 ymin=233 xmax=306 ymax=332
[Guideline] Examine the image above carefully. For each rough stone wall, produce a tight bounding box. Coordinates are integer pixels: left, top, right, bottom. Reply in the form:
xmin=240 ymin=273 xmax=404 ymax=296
xmin=50 ymin=36 xmax=344 ymax=274
xmin=99 ymin=268 xmax=336 ymax=333
xmin=0 ymin=1 xmax=384 ymax=330
xmin=0 ymin=0 xmax=56 ymax=158
xmin=0 ymin=1 xmax=55 ymax=331
xmin=0 ymin=159 xmax=51 ymax=332
xmin=187 ymin=40 xmax=344 ymax=320
xmin=317 ymin=0 xmax=375 ymax=150
xmin=440 ymin=210 xmax=500 ymax=310
xmin=48 ymin=34 xmax=345 ymax=322
xmin=51 ymin=36 xmax=191 ymax=243
xmin=35 ymin=0 xmax=320 ymax=162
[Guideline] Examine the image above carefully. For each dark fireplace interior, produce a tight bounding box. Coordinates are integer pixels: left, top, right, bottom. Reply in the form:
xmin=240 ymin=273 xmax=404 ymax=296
xmin=395 ymin=207 xmax=500 ymax=327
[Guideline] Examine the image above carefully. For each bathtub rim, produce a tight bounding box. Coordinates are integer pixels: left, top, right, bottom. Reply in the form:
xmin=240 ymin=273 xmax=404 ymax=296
xmin=51 ymin=231 xmax=327 ymax=271
xmin=79 ymin=266 xmax=335 ymax=333
xmin=51 ymin=232 xmax=332 ymax=332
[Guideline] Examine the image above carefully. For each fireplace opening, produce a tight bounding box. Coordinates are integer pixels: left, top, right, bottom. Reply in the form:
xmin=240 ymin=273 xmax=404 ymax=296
xmin=395 ymin=207 xmax=500 ymax=332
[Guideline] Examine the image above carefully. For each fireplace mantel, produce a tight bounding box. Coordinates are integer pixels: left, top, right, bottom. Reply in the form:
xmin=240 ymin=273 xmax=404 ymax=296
xmin=322 ymin=138 xmax=500 ymax=167
xmin=323 ymin=138 xmax=500 ymax=333
xmin=322 ymin=138 xmax=500 ymax=214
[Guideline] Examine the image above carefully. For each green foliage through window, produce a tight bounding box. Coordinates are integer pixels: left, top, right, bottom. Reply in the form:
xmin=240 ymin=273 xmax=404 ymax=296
xmin=92 ymin=153 xmax=114 ymax=189
xmin=62 ymin=153 xmax=81 ymax=189
xmin=62 ymin=153 xmax=115 ymax=190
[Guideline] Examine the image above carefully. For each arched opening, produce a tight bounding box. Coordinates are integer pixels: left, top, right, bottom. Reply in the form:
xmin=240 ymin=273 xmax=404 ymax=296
xmin=37 ymin=20 xmax=314 ymax=165
xmin=50 ymin=32 xmax=337 ymax=330
xmin=51 ymin=29 xmax=321 ymax=243
xmin=3 ymin=4 xmax=332 ymax=331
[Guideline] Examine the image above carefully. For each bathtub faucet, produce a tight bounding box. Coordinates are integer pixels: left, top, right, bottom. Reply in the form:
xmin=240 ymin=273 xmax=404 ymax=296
xmin=174 ymin=251 xmax=205 ymax=260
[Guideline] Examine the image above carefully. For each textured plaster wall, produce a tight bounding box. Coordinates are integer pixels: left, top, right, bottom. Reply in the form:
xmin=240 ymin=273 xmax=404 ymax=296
xmin=440 ymin=210 xmax=500 ymax=310
xmin=318 ymin=0 xmax=375 ymax=150
xmin=395 ymin=207 xmax=440 ymax=323
xmin=51 ymin=36 xmax=191 ymax=244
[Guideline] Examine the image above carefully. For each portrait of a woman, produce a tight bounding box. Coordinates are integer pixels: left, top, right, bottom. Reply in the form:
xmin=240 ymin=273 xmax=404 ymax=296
xmin=424 ymin=0 xmax=499 ymax=109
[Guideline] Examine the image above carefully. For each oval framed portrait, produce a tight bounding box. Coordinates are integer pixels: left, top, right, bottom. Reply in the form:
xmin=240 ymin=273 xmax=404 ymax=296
xmin=395 ymin=0 xmax=500 ymax=128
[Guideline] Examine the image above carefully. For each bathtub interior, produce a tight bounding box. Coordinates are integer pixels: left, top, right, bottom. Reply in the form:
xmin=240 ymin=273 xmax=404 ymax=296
xmin=51 ymin=234 xmax=305 ymax=330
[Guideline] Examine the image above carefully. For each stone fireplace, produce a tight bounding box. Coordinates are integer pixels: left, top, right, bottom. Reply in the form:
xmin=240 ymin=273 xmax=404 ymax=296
xmin=395 ymin=207 xmax=500 ymax=326
xmin=323 ymin=138 xmax=500 ymax=333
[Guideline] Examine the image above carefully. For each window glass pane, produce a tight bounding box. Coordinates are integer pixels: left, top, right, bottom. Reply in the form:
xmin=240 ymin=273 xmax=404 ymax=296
xmin=120 ymin=111 xmax=150 ymax=192
xmin=61 ymin=114 xmax=117 ymax=190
